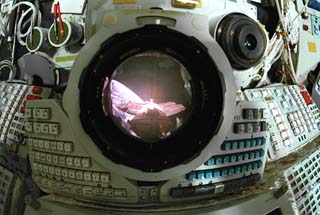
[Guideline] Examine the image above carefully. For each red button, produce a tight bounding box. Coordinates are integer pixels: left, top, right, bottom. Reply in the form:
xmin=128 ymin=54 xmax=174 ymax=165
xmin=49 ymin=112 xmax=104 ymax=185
xmin=26 ymin=95 xmax=42 ymax=100
xmin=32 ymin=87 xmax=42 ymax=95
xmin=20 ymin=106 xmax=25 ymax=113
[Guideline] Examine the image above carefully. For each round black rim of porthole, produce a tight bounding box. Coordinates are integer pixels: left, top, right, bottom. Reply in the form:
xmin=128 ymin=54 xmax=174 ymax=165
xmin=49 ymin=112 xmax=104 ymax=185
xmin=79 ymin=25 xmax=224 ymax=172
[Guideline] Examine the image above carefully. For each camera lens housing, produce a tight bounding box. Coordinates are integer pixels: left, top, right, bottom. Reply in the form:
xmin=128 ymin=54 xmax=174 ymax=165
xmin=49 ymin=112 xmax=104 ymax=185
xmin=216 ymin=14 xmax=267 ymax=70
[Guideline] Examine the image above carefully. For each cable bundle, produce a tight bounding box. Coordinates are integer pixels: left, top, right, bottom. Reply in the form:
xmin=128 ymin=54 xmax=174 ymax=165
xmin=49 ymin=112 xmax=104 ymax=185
xmin=0 ymin=59 xmax=16 ymax=81
xmin=0 ymin=0 xmax=41 ymax=46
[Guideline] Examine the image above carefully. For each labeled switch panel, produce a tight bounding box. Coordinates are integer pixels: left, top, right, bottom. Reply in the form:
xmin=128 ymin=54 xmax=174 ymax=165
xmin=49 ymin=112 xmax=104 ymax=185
xmin=311 ymin=71 xmax=320 ymax=108
xmin=0 ymin=165 xmax=15 ymax=215
xmin=284 ymin=148 xmax=320 ymax=215
xmin=161 ymin=100 xmax=270 ymax=202
xmin=311 ymin=15 xmax=320 ymax=37
xmin=243 ymin=84 xmax=320 ymax=161
xmin=25 ymin=100 xmax=137 ymax=203
xmin=0 ymin=82 xmax=51 ymax=152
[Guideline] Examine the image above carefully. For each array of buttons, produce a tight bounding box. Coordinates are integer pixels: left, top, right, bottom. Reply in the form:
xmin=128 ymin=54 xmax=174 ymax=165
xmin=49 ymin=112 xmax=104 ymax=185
xmin=171 ymin=174 xmax=260 ymax=198
xmin=284 ymin=148 xmax=320 ymax=215
xmin=0 ymin=165 xmax=15 ymax=213
xmin=242 ymin=108 xmax=268 ymax=120
xmin=246 ymin=85 xmax=320 ymax=161
xmin=186 ymin=161 xmax=263 ymax=181
xmin=32 ymin=162 xmax=109 ymax=183
xmin=242 ymin=109 xmax=259 ymax=120
xmin=25 ymin=108 xmax=51 ymax=120
xmin=221 ymin=137 xmax=266 ymax=151
xmin=301 ymin=91 xmax=313 ymax=105
xmin=25 ymin=121 xmax=60 ymax=135
xmin=34 ymin=176 xmax=126 ymax=201
xmin=205 ymin=149 xmax=265 ymax=166
xmin=30 ymin=151 xmax=92 ymax=169
xmin=287 ymin=110 xmax=317 ymax=135
xmin=233 ymin=121 xmax=268 ymax=133
xmin=0 ymin=83 xmax=47 ymax=149
xmin=28 ymin=138 xmax=73 ymax=153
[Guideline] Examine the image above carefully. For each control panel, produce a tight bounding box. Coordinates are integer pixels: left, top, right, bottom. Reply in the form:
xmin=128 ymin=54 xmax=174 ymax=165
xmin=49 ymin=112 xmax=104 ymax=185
xmin=0 ymin=82 xmax=51 ymax=152
xmin=25 ymin=100 xmax=137 ymax=204
xmin=0 ymin=165 xmax=15 ymax=215
xmin=25 ymin=99 xmax=271 ymax=205
xmin=243 ymin=84 xmax=320 ymax=161
xmin=160 ymin=100 xmax=270 ymax=202
xmin=284 ymin=148 xmax=320 ymax=215
xmin=312 ymin=70 xmax=320 ymax=108
xmin=311 ymin=15 xmax=320 ymax=37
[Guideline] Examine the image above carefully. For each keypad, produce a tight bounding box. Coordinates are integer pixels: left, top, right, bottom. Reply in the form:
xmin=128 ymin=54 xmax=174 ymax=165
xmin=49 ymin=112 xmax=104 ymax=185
xmin=34 ymin=176 xmax=126 ymax=200
xmin=205 ymin=149 xmax=264 ymax=166
xmin=0 ymin=82 xmax=49 ymax=151
xmin=172 ymin=174 xmax=260 ymax=198
xmin=32 ymin=162 xmax=110 ymax=183
xmin=221 ymin=137 xmax=266 ymax=151
xmin=25 ymin=122 xmax=60 ymax=135
xmin=28 ymin=138 xmax=74 ymax=154
xmin=244 ymin=85 xmax=320 ymax=161
xmin=30 ymin=150 xmax=91 ymax=169
xmin=284 ymin=148 xmax=320 ymax=215
xmin=187 ymin=161 xmax=263 ymax=181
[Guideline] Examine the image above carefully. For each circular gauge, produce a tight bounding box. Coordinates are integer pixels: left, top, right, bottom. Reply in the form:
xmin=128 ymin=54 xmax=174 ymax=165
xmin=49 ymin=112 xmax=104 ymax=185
xmin=80 ymin=25 xmax=224 ymax=172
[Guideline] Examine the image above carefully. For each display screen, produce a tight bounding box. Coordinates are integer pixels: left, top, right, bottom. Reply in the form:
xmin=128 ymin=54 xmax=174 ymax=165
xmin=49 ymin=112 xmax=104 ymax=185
xmin=102 ymin=52 xmax=193 ymax=143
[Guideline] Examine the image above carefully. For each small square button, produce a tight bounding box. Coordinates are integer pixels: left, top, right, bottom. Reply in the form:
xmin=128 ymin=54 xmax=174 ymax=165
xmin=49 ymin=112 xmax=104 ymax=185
xmin=74 ymin=158 xmax=81 ymax=167
xmin=44 ymin=141 xmax=50 ymax=150
xmin=46 ymin=154 xmax=52 ymax=162
xmin=34 ymin=123 xmax=41 ymax=133
xmin=61 ymin=169 xmax=68 ymax=178
xmin=48 ymin=123 xmax=60 ymax=135
xmin=101 ymin=173 xmax=110 ymax=183
xmin=33 ymin=139 xmax=39 ymax=147
xmin=49 ymin=166 xmax=55 ymax=175
xmin=55 ymin=167 xmax=62 ymax=176
xmin=76 ymin=171 xmax=84 ymax=180
xmin=35 ymin=152 xmax=40 ymax=160
xmin=50 ymin=141 xmax=57 ymax=151
xmin=59 ymin=156 xmax=66 ymax=165
xmin=81 ymin=158 xmax=91 ymax=168
xmin=66 ymin=157 xmax=73 ymax=166
xmin=84 ymin=172 xmax=92 ymax=181
xmin=38 ymin=140 xmax=44 ymax=148
xmin=68 ymin=170 xmax=76 ymax=179
xmin=92 ymin=173 xmax=100 ymax=182
xmin=52 ymin=155 xmax=59 ymax=164
xmin=40 ymin=123 xmax=49 ymax=133
xmin=43 ymin=165 xmax=49 ymax=173
xmin=64 ymin=142 xmax=73 ymax=153
xmin=57 ymin=142 xmax=64 ymax=151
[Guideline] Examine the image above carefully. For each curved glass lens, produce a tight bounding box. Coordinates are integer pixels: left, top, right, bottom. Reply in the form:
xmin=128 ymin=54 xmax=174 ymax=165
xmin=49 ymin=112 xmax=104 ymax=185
xmin=244 ymin=34 xmax=257 ymax=51
xmin=102 ymin=52 xmax=193 ymax=143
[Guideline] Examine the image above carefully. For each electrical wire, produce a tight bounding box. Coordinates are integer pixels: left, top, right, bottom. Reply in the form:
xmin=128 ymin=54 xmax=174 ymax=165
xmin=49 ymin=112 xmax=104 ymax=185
xmin=10 ymin=1 xmax=42 ymax=46
xmin=274 ymin=0 xmax=298 ymax=84
xmin=0 ymin=59 xmax=16 ymax=81
xmin=290 ymin=0 xmax=309 ymax=26
xmin=0 ymin=0 xmax=17 ymax=38
xmin=0 ymin=1 xmax=41 ymax=46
